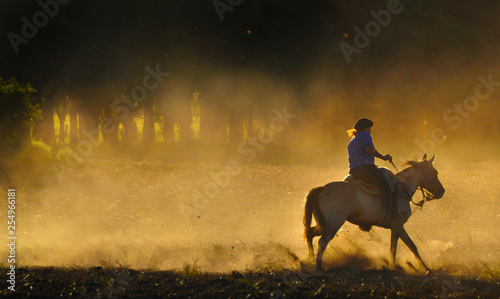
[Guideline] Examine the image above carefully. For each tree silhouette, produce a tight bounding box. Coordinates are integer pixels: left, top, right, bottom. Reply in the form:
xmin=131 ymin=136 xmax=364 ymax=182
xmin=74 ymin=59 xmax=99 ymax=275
xmin=0 ymin=77 xmax=40 ymax=144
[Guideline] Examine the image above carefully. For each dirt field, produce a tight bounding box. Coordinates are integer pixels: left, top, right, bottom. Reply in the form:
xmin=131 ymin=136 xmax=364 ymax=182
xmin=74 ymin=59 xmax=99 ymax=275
xmin=1 ymin=144 xmax=499 ymax=297
xmin=1 ymin=266 xmax=500 ymax=298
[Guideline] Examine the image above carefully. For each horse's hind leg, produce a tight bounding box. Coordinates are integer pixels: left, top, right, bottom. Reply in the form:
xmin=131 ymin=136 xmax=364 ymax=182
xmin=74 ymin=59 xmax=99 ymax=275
xmin=316 ymin=220 xmax=345 ymax=271
xmin=306 ymin=226 xmax=322 ymax=259
xmin=390 ymin=229 xmax=400 ymax=268
xmin=399 ymin=228 xmax=431 ymax=272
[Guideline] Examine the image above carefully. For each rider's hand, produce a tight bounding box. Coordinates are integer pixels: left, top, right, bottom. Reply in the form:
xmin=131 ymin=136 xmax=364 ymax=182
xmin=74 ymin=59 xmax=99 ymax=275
xmin=384 ymin=154 xmax=393 ymax=162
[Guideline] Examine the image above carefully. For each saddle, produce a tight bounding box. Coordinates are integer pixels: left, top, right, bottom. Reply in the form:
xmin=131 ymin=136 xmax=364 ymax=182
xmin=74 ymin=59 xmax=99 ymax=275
xmin=349 ymin=180 xmax=383 ymax=196
xmin=344 ymin=167 xmax=412 ymax=216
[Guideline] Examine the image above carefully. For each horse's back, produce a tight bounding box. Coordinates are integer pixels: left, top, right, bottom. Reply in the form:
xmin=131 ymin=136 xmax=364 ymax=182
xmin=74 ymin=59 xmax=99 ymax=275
xmin=323 ymin=180 xmax=351 ymax=190
xmin=317 ymin=181 xmax=355 ymax=215
xmin=321 ymin=181 xmax=354 ymax=197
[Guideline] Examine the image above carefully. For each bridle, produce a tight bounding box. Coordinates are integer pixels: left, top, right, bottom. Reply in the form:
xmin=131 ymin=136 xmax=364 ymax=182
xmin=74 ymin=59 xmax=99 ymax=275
xmin=411 ymin=187 xmax=432 ymax=211
xmin=391 ymin=161 xmax=437 ymax=213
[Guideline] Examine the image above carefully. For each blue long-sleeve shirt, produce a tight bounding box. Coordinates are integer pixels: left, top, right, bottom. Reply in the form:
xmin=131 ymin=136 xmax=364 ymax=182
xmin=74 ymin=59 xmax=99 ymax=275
xmin=348 ymin=131 xmax=375 ymax=170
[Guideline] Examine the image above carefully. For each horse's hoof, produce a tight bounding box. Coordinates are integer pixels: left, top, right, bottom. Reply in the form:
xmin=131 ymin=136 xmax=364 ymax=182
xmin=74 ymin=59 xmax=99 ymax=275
xmin=300 ymin=260 xmax=315 ymax=272
xmin=315 ymin=264 xmax=325 ymax=273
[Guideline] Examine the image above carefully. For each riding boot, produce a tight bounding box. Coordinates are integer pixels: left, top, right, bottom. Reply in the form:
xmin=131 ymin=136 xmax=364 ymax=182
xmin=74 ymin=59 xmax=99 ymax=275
xmin=396 ymin=182 xmax=411 ymax=201
xmin=384 ymin=191 xmax=395 ymax=213
xmin=394 ymin=183 xmax=412 ymax=216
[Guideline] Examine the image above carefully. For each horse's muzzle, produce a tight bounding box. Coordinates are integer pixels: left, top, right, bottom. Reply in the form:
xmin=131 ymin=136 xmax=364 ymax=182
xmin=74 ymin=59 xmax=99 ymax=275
xmin=434 ymin=186 xmax=445 ymax=199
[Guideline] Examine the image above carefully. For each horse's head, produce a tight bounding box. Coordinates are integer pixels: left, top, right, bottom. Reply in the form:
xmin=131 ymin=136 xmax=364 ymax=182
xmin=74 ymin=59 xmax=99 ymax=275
xmin=406 ymin=154 xmax=445 ymax=200
xmin=417 ymin=154 xmax=445 ymax=199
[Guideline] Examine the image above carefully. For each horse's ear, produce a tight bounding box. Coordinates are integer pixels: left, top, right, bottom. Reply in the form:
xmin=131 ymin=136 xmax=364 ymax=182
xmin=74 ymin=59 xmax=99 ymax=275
xmin=429 ymin=155 xmax=436 ymax=164
xmin=421 ymin=153 xmax=427 ymax=161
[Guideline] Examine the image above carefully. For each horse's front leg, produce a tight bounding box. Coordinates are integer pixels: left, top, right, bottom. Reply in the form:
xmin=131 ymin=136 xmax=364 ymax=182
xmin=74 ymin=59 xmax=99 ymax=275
xmin=399 ymin=228 xmax=431 ymax=272
xmin=390 ymin=229 xmax=400 ymax=268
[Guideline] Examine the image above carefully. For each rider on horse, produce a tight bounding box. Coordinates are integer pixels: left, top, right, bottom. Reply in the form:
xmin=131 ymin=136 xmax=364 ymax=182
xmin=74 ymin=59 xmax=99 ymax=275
xmin=347 ymin=118 xmax=394 ymax=208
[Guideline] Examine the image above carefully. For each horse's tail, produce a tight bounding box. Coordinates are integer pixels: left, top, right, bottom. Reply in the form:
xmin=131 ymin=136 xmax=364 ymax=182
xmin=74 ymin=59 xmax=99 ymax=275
xmin=303 ymin=186 xmax=325 ymax=239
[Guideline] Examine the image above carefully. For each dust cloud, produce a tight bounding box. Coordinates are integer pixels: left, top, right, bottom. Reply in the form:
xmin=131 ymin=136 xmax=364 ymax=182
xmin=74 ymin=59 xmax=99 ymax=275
xmin=1 ymin=138 xmax=499 ymax=277
xmin=3 ymin=21 xmax=500 ymax=276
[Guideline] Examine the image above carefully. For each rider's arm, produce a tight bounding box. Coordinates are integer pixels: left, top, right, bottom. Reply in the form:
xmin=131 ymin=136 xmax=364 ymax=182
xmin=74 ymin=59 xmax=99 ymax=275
xmin=364 ymin=145 xmax=392 ymax=162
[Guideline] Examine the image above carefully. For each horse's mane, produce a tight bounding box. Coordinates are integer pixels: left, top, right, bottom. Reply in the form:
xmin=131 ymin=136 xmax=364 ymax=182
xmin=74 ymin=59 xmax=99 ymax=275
xmin=397 ymin=159 xmax=421 ymax=176
xmin=402 ymin=160 xmax=420 ymax=167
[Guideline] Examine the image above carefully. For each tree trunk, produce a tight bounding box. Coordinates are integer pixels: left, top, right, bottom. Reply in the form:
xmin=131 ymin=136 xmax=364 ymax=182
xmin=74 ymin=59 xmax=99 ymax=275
xmin=161 ymin=110 xmax=174 ymax=142
xmin=200 ymin=104 xmax=215 ymax=142
xmin=143 ymin=99 xmax=155 ymax=143
xmin=33 ymin=98 xmax=56 ymax=144
xmin=57 ymin=112 xmax=65 ymax=144
xmin=247 ymin=105 xmax=254 ymax=140
xmin=215 ymin=107 xmax=227 ymax=142
xmin=69 ymin=102 xmax=78 ymax=145
xmin=102 ymin=105 xmax=119 ymax=144
xmin=178 ymin=97 xmax=191 ymax=143
xmin=228 ymin=110 xmax=242 ymax=142
xmin=79 ymin=104 xmax=101 ymax=145
xmin=121 ymin=116 xmax=137 ymax=144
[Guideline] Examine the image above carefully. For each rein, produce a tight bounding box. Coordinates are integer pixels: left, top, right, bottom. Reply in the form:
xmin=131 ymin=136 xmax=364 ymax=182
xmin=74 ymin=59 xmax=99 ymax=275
xmin=390 ymin=161 xmax=432 ymax=213
xmin=411 ymin=187 xmax=429 ymax=213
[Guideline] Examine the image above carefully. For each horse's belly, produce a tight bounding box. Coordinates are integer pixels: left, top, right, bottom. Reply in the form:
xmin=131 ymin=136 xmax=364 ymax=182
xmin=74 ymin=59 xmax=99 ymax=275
xmin=346 ymin=213 xmax=382 ymax=226
xmin=347 ymin=194 xmax=386 ymax=226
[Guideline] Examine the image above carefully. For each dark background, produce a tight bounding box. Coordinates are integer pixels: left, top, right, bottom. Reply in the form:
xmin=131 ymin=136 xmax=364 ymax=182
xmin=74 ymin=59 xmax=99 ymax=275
xmin=0 ymin=0 xmax=499 ymax=147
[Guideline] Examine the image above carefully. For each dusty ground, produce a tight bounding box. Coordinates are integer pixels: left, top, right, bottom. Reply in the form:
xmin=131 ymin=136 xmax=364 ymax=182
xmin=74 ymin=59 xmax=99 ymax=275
xmin=1 ymin=266 xmax=500 ymax=298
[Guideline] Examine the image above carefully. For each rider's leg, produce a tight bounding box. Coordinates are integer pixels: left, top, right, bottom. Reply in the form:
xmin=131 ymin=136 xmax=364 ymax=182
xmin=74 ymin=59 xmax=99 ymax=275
xmin=364 ymin=167 xmax=393 ymax=208
xmin=350 ymin=165 xmax=392 ymax=208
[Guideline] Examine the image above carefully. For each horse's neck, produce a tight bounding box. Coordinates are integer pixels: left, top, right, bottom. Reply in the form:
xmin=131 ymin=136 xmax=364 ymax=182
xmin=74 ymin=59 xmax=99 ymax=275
xmin=397 ymin=167 xmax=422 ymax=196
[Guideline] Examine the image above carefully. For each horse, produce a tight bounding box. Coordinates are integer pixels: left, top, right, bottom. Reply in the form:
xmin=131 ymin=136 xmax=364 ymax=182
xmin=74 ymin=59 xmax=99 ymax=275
xmin=303 ymin=154 xmax=445 ymax=271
